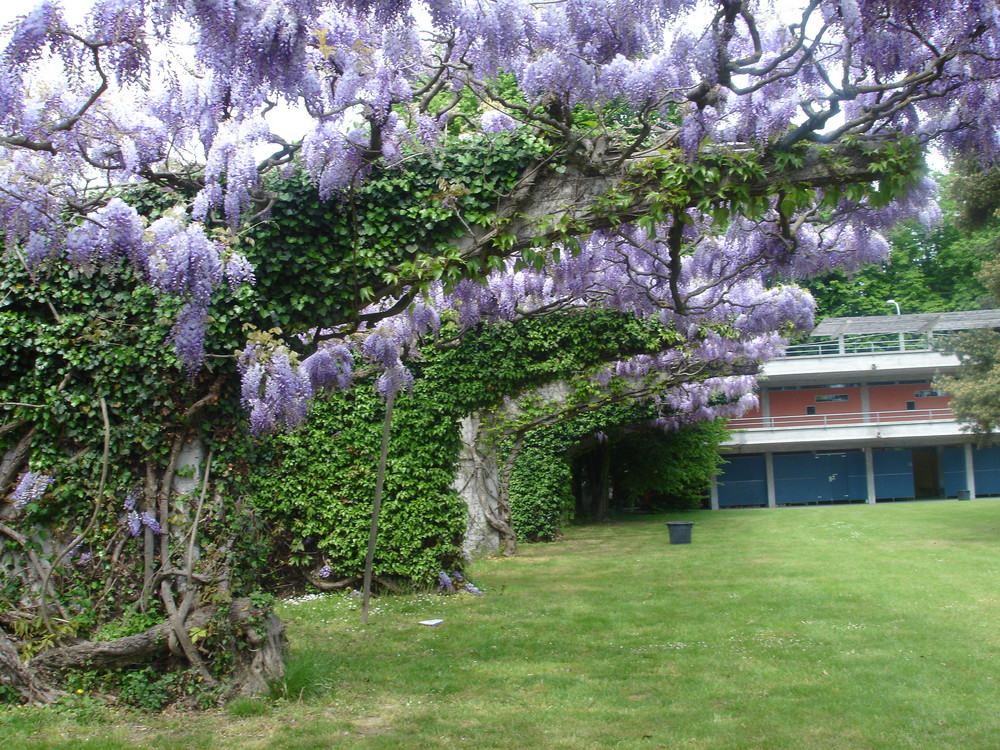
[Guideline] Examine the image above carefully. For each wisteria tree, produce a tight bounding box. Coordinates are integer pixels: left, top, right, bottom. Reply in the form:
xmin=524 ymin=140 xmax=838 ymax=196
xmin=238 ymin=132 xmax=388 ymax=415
xmin=2 ymin=0 xmax=999 ymax=703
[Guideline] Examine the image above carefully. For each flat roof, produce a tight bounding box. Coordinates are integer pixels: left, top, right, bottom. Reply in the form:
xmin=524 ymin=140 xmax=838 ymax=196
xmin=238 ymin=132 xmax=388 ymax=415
xmin=812 ymin=309 xmax=1000 ymax=337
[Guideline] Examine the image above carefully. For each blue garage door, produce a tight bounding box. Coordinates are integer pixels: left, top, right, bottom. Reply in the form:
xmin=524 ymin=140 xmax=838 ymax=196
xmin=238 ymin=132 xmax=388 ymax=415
xmin=717 ymin=455 xmax=767 ymax=507
xmin=774 ymin=452 xmax=867 ymax=504
xmin=873 ymin=449 xmax=914 ymax=499
xmin=941 ymin=447 xmax=967 ymax=497
xmin=974 ymin=445 xmax=1000 ymax=496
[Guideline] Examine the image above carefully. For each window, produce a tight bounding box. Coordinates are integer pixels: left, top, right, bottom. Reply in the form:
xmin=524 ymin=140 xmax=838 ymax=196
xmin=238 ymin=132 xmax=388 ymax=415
xmin=915 ymin=390 xmax=943 ymax=398
xmin=906 ymin=401 xmax=916 ymax=410
xmin=816 ymin=394 xmax=849 ymax=402
xmin=806 ymin=406 xmax=816 ymax=415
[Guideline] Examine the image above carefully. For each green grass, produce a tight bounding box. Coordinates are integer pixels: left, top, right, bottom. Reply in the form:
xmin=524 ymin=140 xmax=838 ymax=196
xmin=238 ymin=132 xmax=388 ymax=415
xmin=6 ymin=500 xmax=1000 ymax=748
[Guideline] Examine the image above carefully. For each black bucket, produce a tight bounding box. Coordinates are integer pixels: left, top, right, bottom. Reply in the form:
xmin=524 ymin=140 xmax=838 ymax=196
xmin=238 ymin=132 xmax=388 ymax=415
xmin=666 ymin=521 xmax=694 ymax=544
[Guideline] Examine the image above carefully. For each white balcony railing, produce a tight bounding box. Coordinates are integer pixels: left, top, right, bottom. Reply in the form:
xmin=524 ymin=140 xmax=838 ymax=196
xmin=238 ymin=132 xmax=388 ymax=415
xmin=727 ymin=408 xmax=955 ymax=431
xmin=785 ymin=333 xmax=935 ymax=358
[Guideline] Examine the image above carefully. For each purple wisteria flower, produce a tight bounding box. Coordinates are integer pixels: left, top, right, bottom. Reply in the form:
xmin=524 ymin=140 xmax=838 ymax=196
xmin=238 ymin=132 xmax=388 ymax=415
xmin=127 ymin=510 xmax=142 ymax=537
xmin=10 ymin=471 xmax=54 ymax=510
xmin=480 ymin=109 xmax=518 ymax=133
xmin=375 ymin=361 xmax=414 ymax=398
xmin=437 ymin=570 xmax=455 ymax=593
xmin=318 ymin=565 xmax=332 ymax=579
xmin=123 ymin=486 xmax=141 ymax=511
xmin=65 ymin=198 xmax=145 ymax=270
xmin=239 ymin=344 xmax=317 ymax=435
xmin=361 ymin=332 xmax=400 ymax=368
xmin=225 ymin=251 xmax=256 ymax=289
xmin=140 ymin=511 xmax=162 ymax=535
xmin=463 ymin=583 xmax=483 ymax=595
xmin=301 ymin=345 xmax=354 ymax=392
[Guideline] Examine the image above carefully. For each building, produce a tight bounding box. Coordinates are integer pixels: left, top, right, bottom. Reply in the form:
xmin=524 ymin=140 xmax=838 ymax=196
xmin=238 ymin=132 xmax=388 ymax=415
xmin=711 ymin=310 xmax=1000 ymax=509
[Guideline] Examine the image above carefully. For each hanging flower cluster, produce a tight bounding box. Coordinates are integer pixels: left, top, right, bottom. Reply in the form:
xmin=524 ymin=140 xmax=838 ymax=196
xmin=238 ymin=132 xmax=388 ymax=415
xmin=239 ymin=338 xmax=355 ymax=435
xmin=0 ymin=0 xmax=996 ymax=437
xmin=9 ymin=472 xmax=55 ymax=511
xmin=123 ymin=487 xmax=161 ymax=537
xmin=234 ymin=170 xmax=946 ymax=435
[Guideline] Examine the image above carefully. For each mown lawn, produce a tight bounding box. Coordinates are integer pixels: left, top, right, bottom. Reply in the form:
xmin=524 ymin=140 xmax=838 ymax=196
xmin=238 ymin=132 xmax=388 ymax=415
xmin=5 ymin=500 xmax=1000 ymax=749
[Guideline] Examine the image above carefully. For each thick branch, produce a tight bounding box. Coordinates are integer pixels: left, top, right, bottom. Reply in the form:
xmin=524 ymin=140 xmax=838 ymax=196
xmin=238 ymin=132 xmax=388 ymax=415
xmin=30 ymin=618 xmax=177 ymax=676
xmin=388 ymin=137 xmax=896 ymax=300
xmin=0 ymin=425 xmax=38 ymax=495
xmin=497 ymin=359 xmax=756 ymax=439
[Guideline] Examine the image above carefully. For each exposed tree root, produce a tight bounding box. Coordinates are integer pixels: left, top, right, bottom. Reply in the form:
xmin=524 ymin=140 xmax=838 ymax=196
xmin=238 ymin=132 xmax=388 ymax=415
xmin=0 ymin=626 xmax=61 ymax=705
xmin=1 ymin=598 xmax=285 ymax=705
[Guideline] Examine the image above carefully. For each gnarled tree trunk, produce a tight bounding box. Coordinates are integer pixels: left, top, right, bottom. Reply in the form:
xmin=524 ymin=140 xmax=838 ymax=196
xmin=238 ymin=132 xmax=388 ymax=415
xmin=0 ymin=598 xmax=286 ymax=704
xmin=0 ymin=626 xmax=61 ymax=704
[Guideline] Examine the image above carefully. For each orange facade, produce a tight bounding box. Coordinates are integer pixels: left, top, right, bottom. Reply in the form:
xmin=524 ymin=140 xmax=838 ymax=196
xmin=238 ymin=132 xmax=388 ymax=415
xmin=729 ymin=382 xmax=952 ymax=429
xmin=867 ymin=383 xmax=949 ymax=413
xmin=767 ymin=387 xmax=862 ymax=417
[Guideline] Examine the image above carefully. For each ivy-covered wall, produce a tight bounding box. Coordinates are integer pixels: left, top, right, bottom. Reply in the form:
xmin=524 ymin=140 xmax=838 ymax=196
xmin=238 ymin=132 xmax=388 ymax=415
xmin=246 ymin=307 xmax=731 ymax=578
xmin=0 ymin=252 xmax=278 ymax=698
xmin=246 ymin=385 xmax=469 ymax=584
xmin=245 ymin=308 xmax=673 ymax=584
xmin=242 ymin=131 xmax=552 ymax=336
xmin=0 ymin=129 xmax=733 ymax=702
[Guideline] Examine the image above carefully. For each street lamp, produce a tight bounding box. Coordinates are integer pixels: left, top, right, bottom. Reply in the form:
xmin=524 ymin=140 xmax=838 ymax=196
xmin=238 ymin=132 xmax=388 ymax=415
xmin=886 ymin=299 xmax=904 ymax=350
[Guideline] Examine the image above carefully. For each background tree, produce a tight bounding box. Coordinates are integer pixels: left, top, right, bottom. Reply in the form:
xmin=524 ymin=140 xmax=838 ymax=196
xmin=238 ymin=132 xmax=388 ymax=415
xmin=608 ymin=422 xmax=728 ymax=513
xmin=937 ymin=329 xmax=1000 ymax=436
xmin=807 ymin=176 xmax=997 ymax=318
xmin=2 ymin=0 xmax=1000 ymax=703
xmin=929 ymin=166 xmax=1000 ymax=436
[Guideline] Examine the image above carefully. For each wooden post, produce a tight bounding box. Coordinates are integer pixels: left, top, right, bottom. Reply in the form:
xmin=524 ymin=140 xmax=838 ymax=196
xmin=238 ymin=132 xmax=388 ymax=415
xmin=362 ymin=389 xmax=395 ymax=625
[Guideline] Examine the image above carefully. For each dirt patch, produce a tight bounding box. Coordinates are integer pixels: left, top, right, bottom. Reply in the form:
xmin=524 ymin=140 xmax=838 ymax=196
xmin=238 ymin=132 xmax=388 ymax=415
xmin=353 ymin=709 xmax=396 ymax=736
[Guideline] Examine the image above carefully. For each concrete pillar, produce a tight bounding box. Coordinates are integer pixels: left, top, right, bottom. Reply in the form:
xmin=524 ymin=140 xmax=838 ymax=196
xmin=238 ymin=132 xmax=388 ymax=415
xmin=765 ymin=451 xmax=777 ymax=508
xmin=864 ymin=446 xmax=877 ymax=504
xmin=964 ymin=442 xmax=977 ymax=499
xmin=710 ymin=476 xmax=719 ymax=510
